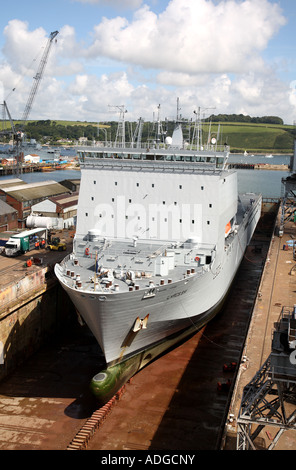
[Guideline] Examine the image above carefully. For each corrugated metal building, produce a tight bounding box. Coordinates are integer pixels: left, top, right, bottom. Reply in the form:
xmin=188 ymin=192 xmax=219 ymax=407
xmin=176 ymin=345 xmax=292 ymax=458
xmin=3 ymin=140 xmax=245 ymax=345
xmin=0 ymin=179 xmax=71 ymax=228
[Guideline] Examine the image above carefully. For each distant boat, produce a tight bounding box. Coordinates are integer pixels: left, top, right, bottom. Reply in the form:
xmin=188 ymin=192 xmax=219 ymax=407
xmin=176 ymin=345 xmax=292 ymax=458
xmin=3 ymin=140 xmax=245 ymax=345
xmin=41 ymin=166 xmax=54 ymax=172
xmin=244 ymin=151 xmax=248 ymax=157
xmin=265 ymin=154 xmax=273 ymax=158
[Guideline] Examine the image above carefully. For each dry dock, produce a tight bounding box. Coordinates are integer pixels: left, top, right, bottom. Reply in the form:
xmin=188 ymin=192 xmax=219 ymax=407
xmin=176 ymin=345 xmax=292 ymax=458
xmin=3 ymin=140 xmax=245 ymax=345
xmin=0 ymin=204 xmax=295 ymax=451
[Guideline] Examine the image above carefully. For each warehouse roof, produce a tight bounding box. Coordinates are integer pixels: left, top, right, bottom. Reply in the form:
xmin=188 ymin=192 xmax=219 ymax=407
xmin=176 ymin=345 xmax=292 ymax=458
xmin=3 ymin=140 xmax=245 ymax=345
xmin=0 ymin=180 xmax=71 ymax=202
xmin=0 ymin=178 xmax=27 ymax=190
xmin=50 ymin=191 xmax=79 ymax=209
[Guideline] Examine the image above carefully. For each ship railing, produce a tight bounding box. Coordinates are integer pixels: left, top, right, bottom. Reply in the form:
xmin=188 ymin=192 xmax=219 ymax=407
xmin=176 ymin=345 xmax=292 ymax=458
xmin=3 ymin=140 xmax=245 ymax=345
xmin=76 ymin=140 xmax=230 ymax=153
xmin=81 ymin=159 xmax=226 ymax=174
xmin=59 ymin=253 xmax=71 ymax=266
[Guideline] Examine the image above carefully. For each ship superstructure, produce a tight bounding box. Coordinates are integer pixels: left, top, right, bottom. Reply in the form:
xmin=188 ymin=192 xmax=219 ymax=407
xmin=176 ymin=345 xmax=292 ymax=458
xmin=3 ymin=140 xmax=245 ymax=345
xmin=55 ymin=105 xmax=262 ymax=371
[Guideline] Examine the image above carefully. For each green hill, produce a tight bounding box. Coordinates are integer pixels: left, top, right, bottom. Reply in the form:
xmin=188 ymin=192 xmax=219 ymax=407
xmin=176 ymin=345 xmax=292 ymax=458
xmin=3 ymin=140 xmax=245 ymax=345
xmin=50 ymin=119 xmax=296 ymax=154
xmin=2 ymin=118 xmax=295 ymax=154
xmin=200 ymin=122 xmax=295 ymax=154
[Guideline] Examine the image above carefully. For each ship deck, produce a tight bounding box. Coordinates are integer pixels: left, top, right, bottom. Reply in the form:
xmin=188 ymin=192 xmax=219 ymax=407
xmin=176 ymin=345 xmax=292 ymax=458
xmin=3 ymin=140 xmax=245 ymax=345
xmin=57 ymin=192 xmax=261 ymax=295
xmin=57 ymin=239 xmax=214 ymax=293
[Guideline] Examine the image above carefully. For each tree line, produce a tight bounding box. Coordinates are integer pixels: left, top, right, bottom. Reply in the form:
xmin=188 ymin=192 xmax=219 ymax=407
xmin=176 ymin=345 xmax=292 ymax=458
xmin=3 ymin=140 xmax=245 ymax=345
xmin=2 ymin=113 xmax=290 ymax=145
xmin=205 ymin=114 xmax=284 ymax=125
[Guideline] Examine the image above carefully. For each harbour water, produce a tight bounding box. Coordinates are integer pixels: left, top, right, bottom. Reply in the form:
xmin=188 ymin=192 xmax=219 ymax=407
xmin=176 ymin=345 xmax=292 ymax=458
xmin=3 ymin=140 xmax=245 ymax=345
xmin=0 ymin=151 xmax=292 ymax=198
xmin=229 ymin=153 xmax=291 ymax=198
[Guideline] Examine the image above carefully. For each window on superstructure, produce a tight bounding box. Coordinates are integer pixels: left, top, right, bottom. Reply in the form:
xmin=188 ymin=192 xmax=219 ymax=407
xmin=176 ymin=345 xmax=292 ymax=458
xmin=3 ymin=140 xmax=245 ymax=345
xmin=112 ymin=198 xmax=114 ymax=202
xmin=94 ymin=181 xmax=96 ymax=184
xmin=192 ymin=220 xmax=195 ymax=224
xmin=129 ymin=199 xmax=132 ymax=203
xmin=163 ymin=201 xmax=165 ymax=205
xmin=201 ymin=186 xmax=204 ymax=190
xmin=115 ymin=182 xmax=117 ymax=186
xmin=209 ymin=204 xmax=212 ymax=208
xmin=174 ymin=202 xmax=177 ymax=205
xmin=207 ymin=221 xmax=210 ymax=225
xmin=179 ymin=185 xmax=182 ymax=189
xmin=152 ymin=184 xmax=154 ymax=188
xmin=180 ymin=219 xmax=182 ymax=223
xmin=85 ymin=213 xmax=88 ymax=216
xmin=137 ymin=183 xmax=139 ymax=187
xmin=91 ymin=197 xmax=94 ymax=201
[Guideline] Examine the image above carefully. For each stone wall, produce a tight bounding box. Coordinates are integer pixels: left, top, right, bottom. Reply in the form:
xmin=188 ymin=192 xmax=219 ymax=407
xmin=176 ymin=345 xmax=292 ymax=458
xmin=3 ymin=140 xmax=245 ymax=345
xmin=0 ymin=267 xmax=76 ymax=381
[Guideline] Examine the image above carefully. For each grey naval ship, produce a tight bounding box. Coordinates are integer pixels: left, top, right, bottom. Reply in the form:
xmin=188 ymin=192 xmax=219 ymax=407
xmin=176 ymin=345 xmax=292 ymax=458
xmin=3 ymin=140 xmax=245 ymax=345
xmin=54 ymin=103 xmax=262 ymax=401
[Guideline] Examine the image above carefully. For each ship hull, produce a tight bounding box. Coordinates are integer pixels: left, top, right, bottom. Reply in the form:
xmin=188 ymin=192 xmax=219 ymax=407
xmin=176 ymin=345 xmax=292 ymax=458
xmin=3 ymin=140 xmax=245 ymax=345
xmin=55 ymin=195 xmax=262 ymax=366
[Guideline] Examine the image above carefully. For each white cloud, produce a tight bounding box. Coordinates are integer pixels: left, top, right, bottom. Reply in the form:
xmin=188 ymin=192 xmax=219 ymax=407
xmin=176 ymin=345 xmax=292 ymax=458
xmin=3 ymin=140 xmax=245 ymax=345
xmin=156 ymin=71 xmax=211 ymax=87
xmin=2 ymin=20 xmax=47 ymax=76
xmin=86 ymin=0 xmax=286 ymax=75
xmin=0 ymin=0 xmax=295 ymax=125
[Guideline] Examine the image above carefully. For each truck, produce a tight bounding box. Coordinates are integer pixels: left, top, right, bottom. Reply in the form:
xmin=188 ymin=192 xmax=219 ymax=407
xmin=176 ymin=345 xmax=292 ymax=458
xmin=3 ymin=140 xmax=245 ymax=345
xmin=4 ymin=228 xmax=47 ymax=257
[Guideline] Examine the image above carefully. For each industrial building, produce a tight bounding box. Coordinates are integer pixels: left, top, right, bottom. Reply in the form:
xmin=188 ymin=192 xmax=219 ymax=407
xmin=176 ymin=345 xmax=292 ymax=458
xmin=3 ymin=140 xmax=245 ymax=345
xmin=27 ymin=191 xmax=79 ymax=229
xmin=59 ymin=179 xmax=80 ymax=193
xmin=0 ymin=179 xmax=71 ymax=228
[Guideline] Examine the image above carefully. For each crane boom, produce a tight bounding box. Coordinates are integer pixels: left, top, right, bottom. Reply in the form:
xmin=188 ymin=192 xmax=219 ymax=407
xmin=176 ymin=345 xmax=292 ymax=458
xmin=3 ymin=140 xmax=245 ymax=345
xmin=21 ymin=30 xmax=59 ymax=126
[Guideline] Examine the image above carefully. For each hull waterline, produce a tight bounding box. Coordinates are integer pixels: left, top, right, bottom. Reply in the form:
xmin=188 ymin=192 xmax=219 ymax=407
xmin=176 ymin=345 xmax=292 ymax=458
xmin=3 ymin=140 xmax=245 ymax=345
xmin=91 ymin=264 xmax=242 ymax=403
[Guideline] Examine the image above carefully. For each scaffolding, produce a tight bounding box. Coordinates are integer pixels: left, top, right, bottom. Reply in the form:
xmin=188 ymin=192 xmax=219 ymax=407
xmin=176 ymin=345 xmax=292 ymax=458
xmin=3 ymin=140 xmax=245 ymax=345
xmin=237 ymin=306 xmax=296 ymax=450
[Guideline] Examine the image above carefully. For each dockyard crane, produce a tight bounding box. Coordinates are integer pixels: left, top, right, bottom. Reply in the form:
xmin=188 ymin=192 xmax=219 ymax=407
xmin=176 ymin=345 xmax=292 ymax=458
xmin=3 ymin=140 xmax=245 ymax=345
xmin=0 ymin=100 xmax=16 ymax=138
xmin=20 ymin=30 xmax=59 ymax=128
xmin=1 ymin=30 xmax=59 ymax=177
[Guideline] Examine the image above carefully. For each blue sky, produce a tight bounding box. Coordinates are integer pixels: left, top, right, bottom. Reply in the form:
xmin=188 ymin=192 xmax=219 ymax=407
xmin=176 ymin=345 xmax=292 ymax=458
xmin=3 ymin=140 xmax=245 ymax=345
xmin=0 ymin=0 xmax=295 ymax=124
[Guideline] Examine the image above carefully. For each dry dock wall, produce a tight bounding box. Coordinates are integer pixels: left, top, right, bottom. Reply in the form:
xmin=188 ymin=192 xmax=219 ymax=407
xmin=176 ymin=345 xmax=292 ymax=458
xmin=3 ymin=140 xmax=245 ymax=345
xmin=0 ymin=266 xmax=76 ymax=381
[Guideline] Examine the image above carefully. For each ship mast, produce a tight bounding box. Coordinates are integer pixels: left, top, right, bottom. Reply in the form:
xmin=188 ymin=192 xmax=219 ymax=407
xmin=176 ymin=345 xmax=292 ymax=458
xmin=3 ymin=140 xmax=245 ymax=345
xmin=109 ymin=105 xmax=127 ymax=147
